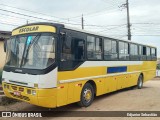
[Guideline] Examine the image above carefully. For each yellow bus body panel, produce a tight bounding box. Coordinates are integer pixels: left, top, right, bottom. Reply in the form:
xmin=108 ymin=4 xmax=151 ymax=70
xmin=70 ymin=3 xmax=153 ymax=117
xmin=2 ymin=61 xmax=157 ymax=108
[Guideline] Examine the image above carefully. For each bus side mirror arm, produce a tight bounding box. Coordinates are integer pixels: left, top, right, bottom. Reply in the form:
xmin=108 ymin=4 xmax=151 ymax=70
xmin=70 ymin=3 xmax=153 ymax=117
xmin=60 ymin=31 xmax=67 ymax=41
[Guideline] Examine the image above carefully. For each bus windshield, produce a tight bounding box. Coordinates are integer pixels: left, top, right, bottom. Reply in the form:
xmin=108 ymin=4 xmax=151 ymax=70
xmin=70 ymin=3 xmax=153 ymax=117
xmin=5 ymin=33 xmax=56 ymax=70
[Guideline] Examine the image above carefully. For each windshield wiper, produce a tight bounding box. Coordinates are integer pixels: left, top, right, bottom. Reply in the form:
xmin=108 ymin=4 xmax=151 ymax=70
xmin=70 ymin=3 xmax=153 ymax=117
xmin=20 ymin=34 xmax=41 ymax=67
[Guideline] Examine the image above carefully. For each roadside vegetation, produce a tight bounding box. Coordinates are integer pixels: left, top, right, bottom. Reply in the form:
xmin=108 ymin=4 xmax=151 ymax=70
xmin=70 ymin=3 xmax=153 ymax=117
xmin=157 ymin=64 xmax=160 ymax=70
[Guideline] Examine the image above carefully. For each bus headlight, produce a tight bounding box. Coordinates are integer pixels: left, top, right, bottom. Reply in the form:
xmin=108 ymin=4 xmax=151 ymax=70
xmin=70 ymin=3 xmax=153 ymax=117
xmin=32 ymin=90 xmax=36 ymax=95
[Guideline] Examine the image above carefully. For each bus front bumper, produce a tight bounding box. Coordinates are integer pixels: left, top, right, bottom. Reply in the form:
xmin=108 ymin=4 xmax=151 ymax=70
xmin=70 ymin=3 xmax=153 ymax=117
xmin=2 ymin=82 xmax=57 ymax=108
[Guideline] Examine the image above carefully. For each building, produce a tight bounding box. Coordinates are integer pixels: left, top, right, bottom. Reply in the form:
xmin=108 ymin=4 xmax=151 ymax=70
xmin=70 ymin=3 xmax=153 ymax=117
xmin=0 ymin=31 xmax=11 ymax=69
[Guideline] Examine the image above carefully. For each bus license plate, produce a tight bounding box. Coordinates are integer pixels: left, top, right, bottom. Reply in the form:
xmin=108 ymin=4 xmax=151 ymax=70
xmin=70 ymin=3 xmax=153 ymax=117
xmin=13 ymin=91 xmax=21 ymax=96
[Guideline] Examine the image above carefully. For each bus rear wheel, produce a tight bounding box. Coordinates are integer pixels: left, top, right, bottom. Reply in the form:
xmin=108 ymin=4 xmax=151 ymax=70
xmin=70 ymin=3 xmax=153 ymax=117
xmin=78 ymin=83 xmax=94 ymax=107
xmin=137 ymin=75 xmax=143 ymax=89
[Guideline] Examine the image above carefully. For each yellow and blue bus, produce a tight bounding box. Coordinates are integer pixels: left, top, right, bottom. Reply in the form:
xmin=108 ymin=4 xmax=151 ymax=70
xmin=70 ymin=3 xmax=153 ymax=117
xmin=2 ymin=22 xmax=157 ymax=108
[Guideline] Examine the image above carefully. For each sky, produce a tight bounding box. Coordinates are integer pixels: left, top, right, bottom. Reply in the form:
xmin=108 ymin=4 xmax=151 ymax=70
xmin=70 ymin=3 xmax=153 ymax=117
xmin=0 ymin=0 xmax=160 ymax=56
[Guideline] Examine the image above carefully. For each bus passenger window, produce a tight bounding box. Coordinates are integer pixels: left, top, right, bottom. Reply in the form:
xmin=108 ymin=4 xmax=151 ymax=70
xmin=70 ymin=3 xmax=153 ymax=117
xmin=95 ymin=38 xmax=102 ymax=59
xmin=119 ymin=42 xmax=129 ymax=60
xmin=87 ymin=36 xmax=102 ymax=60
xmin=151 ymin=48 xmax=157 ymax=60
xmin=87 ymin=36 xmax=95 ymax=59
xmin=104 ymin=39 xmax=117 ymax=60
xmin=60 ymin=34 xmax=85 ymax=70
xmin=141 ymin=46 xmax=147 ymax=60
xmin=143 ymin=46 xmax=146 ymax=55
xmin=130 ymin=44 xmax=138 ymax=60
xmin=61 ymin=36 xmax=72 ymax=61
xmin=146 ymin=47 xmax=152 ymax=60
xmin=151 ymin=48 xmax=156 ymax=56
xmin=139 ymin=46 xmax=142 ymax=55
xmin=147 ymin=47 xmax=151 ymax=56
xmin=139 ymin=45 xmax=143 ymax=60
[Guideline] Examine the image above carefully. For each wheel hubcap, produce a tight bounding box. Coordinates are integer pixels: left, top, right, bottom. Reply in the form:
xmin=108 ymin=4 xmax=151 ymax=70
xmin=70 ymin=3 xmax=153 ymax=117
xmin=83 ymin=88 xmax=92 ymax=103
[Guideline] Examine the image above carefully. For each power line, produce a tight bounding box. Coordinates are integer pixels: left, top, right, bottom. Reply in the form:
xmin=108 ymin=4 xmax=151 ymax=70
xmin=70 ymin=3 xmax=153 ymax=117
xmin=98 ymin=24 xmax=127 ymax=32
xmin=68 ymin=4 xmax=121 ymax=19
xmin=0 ymin=8 xmax=129 ymax=28
xmin=0 ymin=3 xmax=83 ymax=24
xmin=1 ymin=21 xmax=160 ymax=37
xmin=0 ymin=8 xmax=83 ymax=25
xmin=0 ymin=13 xmax=38 ymax=22
xmin=0 ymin=3 xmax=68 ymax=20
xmin=0 ymin=21 xmax=19 ymax=26
xmin=132 ymin=35 xmax=160 ymax=36
xmin=84 ymin=23 xmax=127 ymax=27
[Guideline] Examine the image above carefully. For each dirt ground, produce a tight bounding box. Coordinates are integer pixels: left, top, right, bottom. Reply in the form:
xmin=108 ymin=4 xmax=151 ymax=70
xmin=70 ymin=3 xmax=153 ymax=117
xmin=1 ymin=78 xmax=160 ymax=120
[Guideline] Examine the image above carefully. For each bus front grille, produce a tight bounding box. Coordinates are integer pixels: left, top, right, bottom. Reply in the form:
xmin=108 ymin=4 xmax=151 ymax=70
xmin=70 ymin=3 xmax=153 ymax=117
xmin=10 ymin=93 xmax=30 ymax=101
xmin=11 ymin=86 xmax=17 ymax=90
xmin=19 ymin=87 xmax=24 ymax=92
xmin=11 ymin=85 xmax=24 ymax=92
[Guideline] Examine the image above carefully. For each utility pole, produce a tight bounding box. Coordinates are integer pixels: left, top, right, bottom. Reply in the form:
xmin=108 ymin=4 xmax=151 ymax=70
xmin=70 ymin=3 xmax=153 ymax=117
xmin=81 ymin=14 xmax=84 ymax=29
xmin=26 ymin=20 xmax=29 ymax=24
xmin=126 ymin=0 xmax=131 ymax=40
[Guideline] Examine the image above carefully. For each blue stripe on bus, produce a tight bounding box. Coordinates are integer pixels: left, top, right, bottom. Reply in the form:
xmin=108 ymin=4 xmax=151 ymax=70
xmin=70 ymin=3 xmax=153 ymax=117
xmin=107 ymin=66 xmax=127 ymax=73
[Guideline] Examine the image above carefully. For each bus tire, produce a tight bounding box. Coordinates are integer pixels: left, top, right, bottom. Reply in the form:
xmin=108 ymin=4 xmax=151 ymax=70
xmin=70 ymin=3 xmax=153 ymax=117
xmin=78 ymin=83 xmax=94 ymax=107
xmin=137 ymin=75 xmax=143 ymax=89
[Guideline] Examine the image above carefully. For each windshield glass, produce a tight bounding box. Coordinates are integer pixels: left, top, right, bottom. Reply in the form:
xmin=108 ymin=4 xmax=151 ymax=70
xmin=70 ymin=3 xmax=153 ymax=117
xmin=5 ymin=33 xmax=56 ymax=69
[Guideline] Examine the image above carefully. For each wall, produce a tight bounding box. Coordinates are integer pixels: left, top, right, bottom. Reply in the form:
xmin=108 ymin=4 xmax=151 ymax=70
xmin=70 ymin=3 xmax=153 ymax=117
xmin=0 ymin=41 xmax=6 ymax=69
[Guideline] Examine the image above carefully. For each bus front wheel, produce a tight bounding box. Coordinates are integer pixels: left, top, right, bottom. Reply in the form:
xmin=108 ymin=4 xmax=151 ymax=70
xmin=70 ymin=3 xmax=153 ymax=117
xmin=78 ymin=83 xmax=94 ymax=107
xmin=137 ymin=75 xmax=143 ymax=89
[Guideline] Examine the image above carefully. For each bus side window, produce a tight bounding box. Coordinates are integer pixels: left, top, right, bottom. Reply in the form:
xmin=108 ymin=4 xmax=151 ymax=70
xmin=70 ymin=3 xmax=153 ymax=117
xmin=146 ymin=47 xmax=151 ymax=60
xmin=130 ymin=44 xmax=138 ymax=60
xmin=95 ymin=38 xmax=102 ymax=60
xmin=139 ymin=45 xmax=143 ymax=60
xmin=119 ymin=42 xmax=129 ymax=60
xmin=142 ymin=46 xmax=147 ymax=60
xmin=59 ymin=34 xmax=85 ymax=71
xmin=87 ymin=36 xmax=102 ymax=60
xmin=104 ymin=39 xmax=117 ymax=60
xmin=151 ymin=48 xmax=157 ymax=60
xmin=72 ymin=38 xmax=85 ymax=60
xmin=87 ymin=36 xmax=95 ymax=59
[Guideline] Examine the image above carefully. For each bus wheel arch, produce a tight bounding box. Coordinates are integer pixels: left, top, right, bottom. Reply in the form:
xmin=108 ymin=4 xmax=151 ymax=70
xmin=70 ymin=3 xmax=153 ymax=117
xmin=78 ymin=80 xmax=96 ymax=107
xmin=140 ymin=73 xmax=144 ymax=79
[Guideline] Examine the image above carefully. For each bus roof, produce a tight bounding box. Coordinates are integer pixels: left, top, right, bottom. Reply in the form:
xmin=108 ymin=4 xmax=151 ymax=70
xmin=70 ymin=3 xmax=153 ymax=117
xmin=12 ymin=22 xmax=156 ymax=48
xmin=64 ymin=25 xmax=156 ymax=48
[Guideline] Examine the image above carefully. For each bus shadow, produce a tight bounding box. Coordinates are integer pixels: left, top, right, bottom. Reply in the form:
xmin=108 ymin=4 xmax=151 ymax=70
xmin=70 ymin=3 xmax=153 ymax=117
xmin=94 ymin=85 xmax=152 ymax=103
xmin=21 ymin=101 xmax=81 ymax=112
xmin=20 ymin=86 xmax=152 ymax=112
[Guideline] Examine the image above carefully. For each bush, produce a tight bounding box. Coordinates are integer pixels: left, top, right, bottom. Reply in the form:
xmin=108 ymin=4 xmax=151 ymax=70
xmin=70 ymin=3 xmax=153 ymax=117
xmin=157 ymin=64 xmax=160 ymax=70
